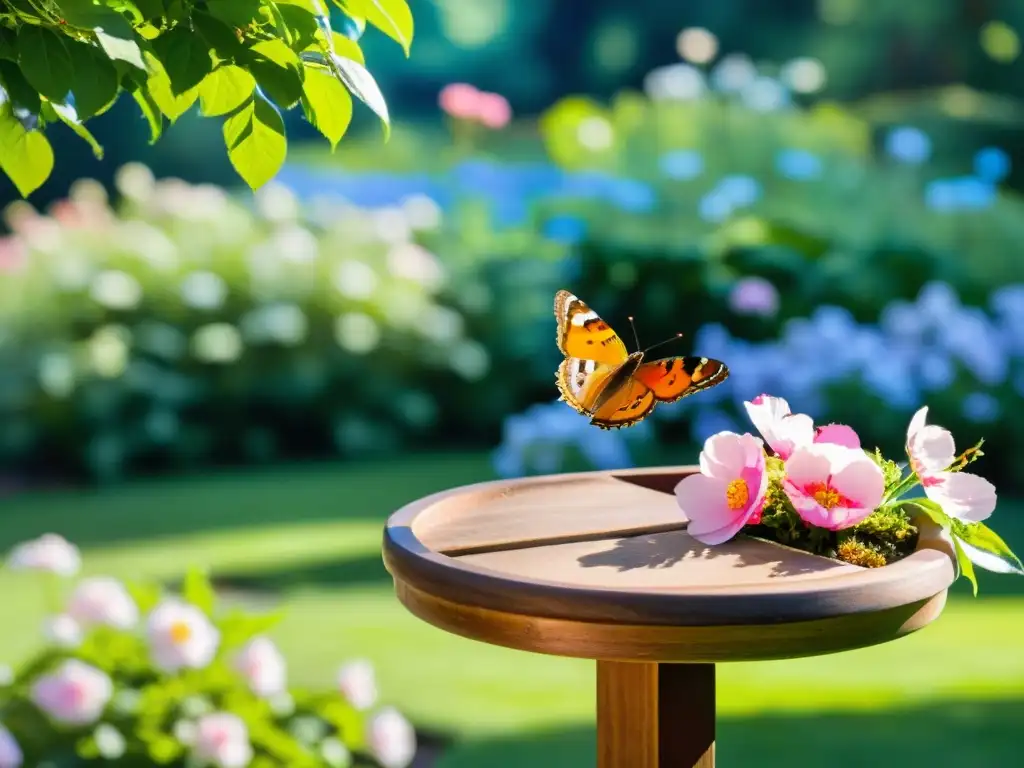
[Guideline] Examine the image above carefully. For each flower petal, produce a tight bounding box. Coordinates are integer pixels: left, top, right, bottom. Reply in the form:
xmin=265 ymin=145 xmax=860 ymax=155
xmin=830 ymin=451 xmax=885 ymax=510
xmin=906 ymin=406 xmax=929 ymax=445
xmin=910 ymin=424 xmax=956 ymax=475
xmin=698 ymin=431 xmax=748 ymax=478
xmin=814 ymin=423 xmax=861 ymax=450
xmin=783 ymin=445 xmax=831 ymax=489
xmin=925 ymin=471 xmax=997 ymax=523
xmin=675 ymin=473 xmax=729 ymax=524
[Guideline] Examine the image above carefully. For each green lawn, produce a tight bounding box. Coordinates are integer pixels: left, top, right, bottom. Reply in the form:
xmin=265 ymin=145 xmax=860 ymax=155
xmin=0 ymin=454 xmax=1022 ymax=766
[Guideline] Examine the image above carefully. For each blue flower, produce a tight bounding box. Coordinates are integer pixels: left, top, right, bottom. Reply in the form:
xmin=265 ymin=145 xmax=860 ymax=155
xmin=577 ymin=432 xmax=633 ymax=470
xmin=924 ymin=179 xmax=958 ymax=212
xmin=716 ymin=175 xmax=762 ymax=206
xmin=885 ymin=126 xmax=931 ymax=164
xmin=953 ymin=177 xmax=996 ymax=210
xmin=917 ymin=351 xmax=956 ymax=391
xmin=973 ymin=147 xmax=1011 ymax=183
xmin=492 ymin=445 xmax=524 ymax=478
xmin=961 ymin=392 xmax=1000 ymax=423
xmin=775 ymin=149 xmax=823 ymax=181
xmin=605 ymin=179 xmax=657 ymax=213
xmin=862 ymin=357 xmax=918 ymax=409
xmin=659 ymin=150 xmax=704 ymax=181
xmin=543 ymin=214 xmax=588 ymax=244
xmin=698 ymin=191 xmax=732 ymax=222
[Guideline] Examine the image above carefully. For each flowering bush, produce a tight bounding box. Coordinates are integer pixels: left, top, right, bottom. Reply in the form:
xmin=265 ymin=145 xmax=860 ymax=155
xmin=674 ymin=395 xmax=1023 ymax=593
xmin=0 ymin=536 xmax=416 ymax=767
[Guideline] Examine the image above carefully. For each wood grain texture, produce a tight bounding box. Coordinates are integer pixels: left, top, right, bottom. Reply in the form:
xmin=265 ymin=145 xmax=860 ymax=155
xmin=393 ymin=579 xmax=948 ymax=662
xmin=411 ymin=471 xmax=689 ymax=554
xmin=382 ymin=466 xmax=956 ymax=661
xmin=597 ymin=661 xmax=715 ymax=768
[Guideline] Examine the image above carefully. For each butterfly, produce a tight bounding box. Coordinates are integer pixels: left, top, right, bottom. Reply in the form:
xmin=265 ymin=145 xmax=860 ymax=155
xmin=554 ymin=290 xmax=730 ymax=430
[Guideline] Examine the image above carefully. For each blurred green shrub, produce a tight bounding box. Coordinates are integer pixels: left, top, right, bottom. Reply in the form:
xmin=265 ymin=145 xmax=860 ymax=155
xmin=0 ymin=165 xmax=557 ymax=483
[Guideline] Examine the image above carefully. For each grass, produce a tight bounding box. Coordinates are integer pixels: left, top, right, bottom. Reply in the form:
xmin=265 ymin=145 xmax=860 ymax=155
xmin=0 ymin=453 xmax=1022 ymax=766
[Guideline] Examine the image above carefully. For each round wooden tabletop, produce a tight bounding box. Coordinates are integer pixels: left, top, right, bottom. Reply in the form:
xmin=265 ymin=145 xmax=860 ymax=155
xmin=382 ymin=466 xmax=956 ymax=663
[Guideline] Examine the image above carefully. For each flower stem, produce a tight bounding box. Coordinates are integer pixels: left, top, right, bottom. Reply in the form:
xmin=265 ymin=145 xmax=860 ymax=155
xmin=882 ymin=470 xmax=920 ymax=505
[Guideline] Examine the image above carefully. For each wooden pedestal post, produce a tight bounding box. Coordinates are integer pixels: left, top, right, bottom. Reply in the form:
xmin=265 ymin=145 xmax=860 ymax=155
xmin=597 ymin=661 xmax=715 ymax=768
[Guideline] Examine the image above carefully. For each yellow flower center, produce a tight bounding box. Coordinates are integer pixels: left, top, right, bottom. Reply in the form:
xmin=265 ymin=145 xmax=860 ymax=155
xmin=811 ymin=483 xmax=841 ymax=509
xmin=169 ymin=620 xmax=192 ymax=644
xmin=725 ymin=478 xmax=749 ymax=510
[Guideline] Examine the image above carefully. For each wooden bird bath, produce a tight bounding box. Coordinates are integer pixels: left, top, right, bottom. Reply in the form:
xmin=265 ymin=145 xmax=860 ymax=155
xmin=382 ymin=466 xmax=956 ymax=767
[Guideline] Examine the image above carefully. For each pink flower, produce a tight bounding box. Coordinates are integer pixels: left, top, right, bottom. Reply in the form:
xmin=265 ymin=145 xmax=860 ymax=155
xmin=728 ymin=276 xmax=779 ymax=317
xmin=906 ymin=406 xmax=996 ymax=523
xmin=338 ymin=659 xmax=378 ymax=710
xmin=675 ymin=432 xmax=769 ymax=545
xmin=744 ymin=395 xmax=859 ymax=460
xmin=67 ymin=576 xmax=139 ymax=630
xmin=367 ymin=707 xmax=416 ymax=768
xmin=784 ymin=444 xmax=885 ymax=530
xmin=0 ymin=237 xmax=26 ymax=273
xmin=234 ymin=637 xmax=287 ymax=698
xmin=438 ymin=83 xmax=481 ymax=120
xmin=192 ymin=713 xmax=253 ymax=768
xmin=476 ymin=92 xmax=512 ymax=129
xmin=30 ymin=659 xmax=112 ymax=726
xmin=6 ymin=534 xmax=80 ymax=576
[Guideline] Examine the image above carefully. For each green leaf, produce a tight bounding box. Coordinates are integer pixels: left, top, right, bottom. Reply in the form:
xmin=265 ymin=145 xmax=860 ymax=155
xmin=125 ymin=580 xmax=162 ymax=613
xmin=273 ymin=0 xmax=320 ymax=50
xmin=59 ymin=0 xmax=149 ymax=70
xmin=131 ymin=86 xmax=163 ymax=143
xmin=328 ymin=53 xmax=389 ymax=136
xmin=223 ymin=92 xmax=287 ymax=189
xmin=192 ymin=11 xmax=247 ymax=62
xmin=897 ymin=498 xmax=953 ymax=529
xmin=181 ymin=565 xmax=217 ymax=614
xmin=41 ymin=101 xmax=104 ymax=159
xmin=151 ymin=26 xmax=214 ymax=95
xmin=16 ymin=26 xmax=75 ymax=102
xmin=217 ymin=607 xmax=285 ymax=650
xmin=144 ymin=51 xmax=198 ymax=121
xmin=67 ymin=40 xmax=120 ymax=119
xmin=957 ymin=522 xmax=1024 ymax=576
xmin=311 ymin=29 xmax=365 ymax=64
xmin=342 ymin=0 xmax=413 ymax=55
xmin=952 ymin=536 xmax=979 ymax=596
xmin=207 ymin=0 xmax=264 ymax=27
xmin=199 ymin=65 xmax=256 ymax=117
xmin=245 ymin=39 xmax=304 ymax=109
xmin=301 ymin=68 xmax=352 ymax=148
xmin=0 ymin=104 xmax=55 ymax=196
xmin=0 ymin=60 xmax=41 ymax=113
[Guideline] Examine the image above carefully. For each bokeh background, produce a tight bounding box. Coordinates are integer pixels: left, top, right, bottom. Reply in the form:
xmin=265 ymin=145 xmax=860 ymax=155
xmin=2 ymin=0 xmax=1024 ymax=765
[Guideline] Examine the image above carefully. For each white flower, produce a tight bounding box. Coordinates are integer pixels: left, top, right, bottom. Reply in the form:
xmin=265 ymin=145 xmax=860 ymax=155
xmin=6 ymin=534 xmax=80 ymax=576
xmin=0 ymin=724 xmax=22 ymax=768
xmin=906 ymin=406 xmax=997 ymax=523
xmin=89 ymin=270 xmax=143 ymax=310
xmin=146 ymin=599 xmax=220 ymax=672
xmin=191 ymin=712 xmax=253 ymax=768
xmin=234 ymin=637 xmax=287 ymax=698
xmin=42 ymin=614 xmax=83 ymax=648
xmin=367 ymin=707 xmax=416 ymax=768
xmin=68 ymin=576 xmax=139 ymax=630
xmin=31 ymin=659 xmax=113 ymax=726
xmin=337 ymin=659 xmax=377 ymax=710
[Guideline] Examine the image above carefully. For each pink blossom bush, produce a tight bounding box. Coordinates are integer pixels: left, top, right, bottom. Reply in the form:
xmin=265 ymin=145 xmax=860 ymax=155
xmin=439 ymin=82 xmax=512 ymax=129
xmin=676 ymin=394 xmax=1022 ymax=591
xmin=0 ymin=553 xmax=418 ymax=766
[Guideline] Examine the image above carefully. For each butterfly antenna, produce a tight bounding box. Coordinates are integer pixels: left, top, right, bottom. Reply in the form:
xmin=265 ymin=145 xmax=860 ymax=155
xmin=626 ymin=316 xmax=642 ymax=352
xmin=643 ymin=333 xmax=685 ymax=355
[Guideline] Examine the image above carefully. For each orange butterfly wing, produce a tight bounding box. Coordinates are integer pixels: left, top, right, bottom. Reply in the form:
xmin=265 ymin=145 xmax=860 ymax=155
xmin=633 ymin=356 xmax=730 ymax=403
xmin=554 ymin=289 xmax=629 ymax=366
xmin=588 ymin=376 xmax=656 ymax=430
